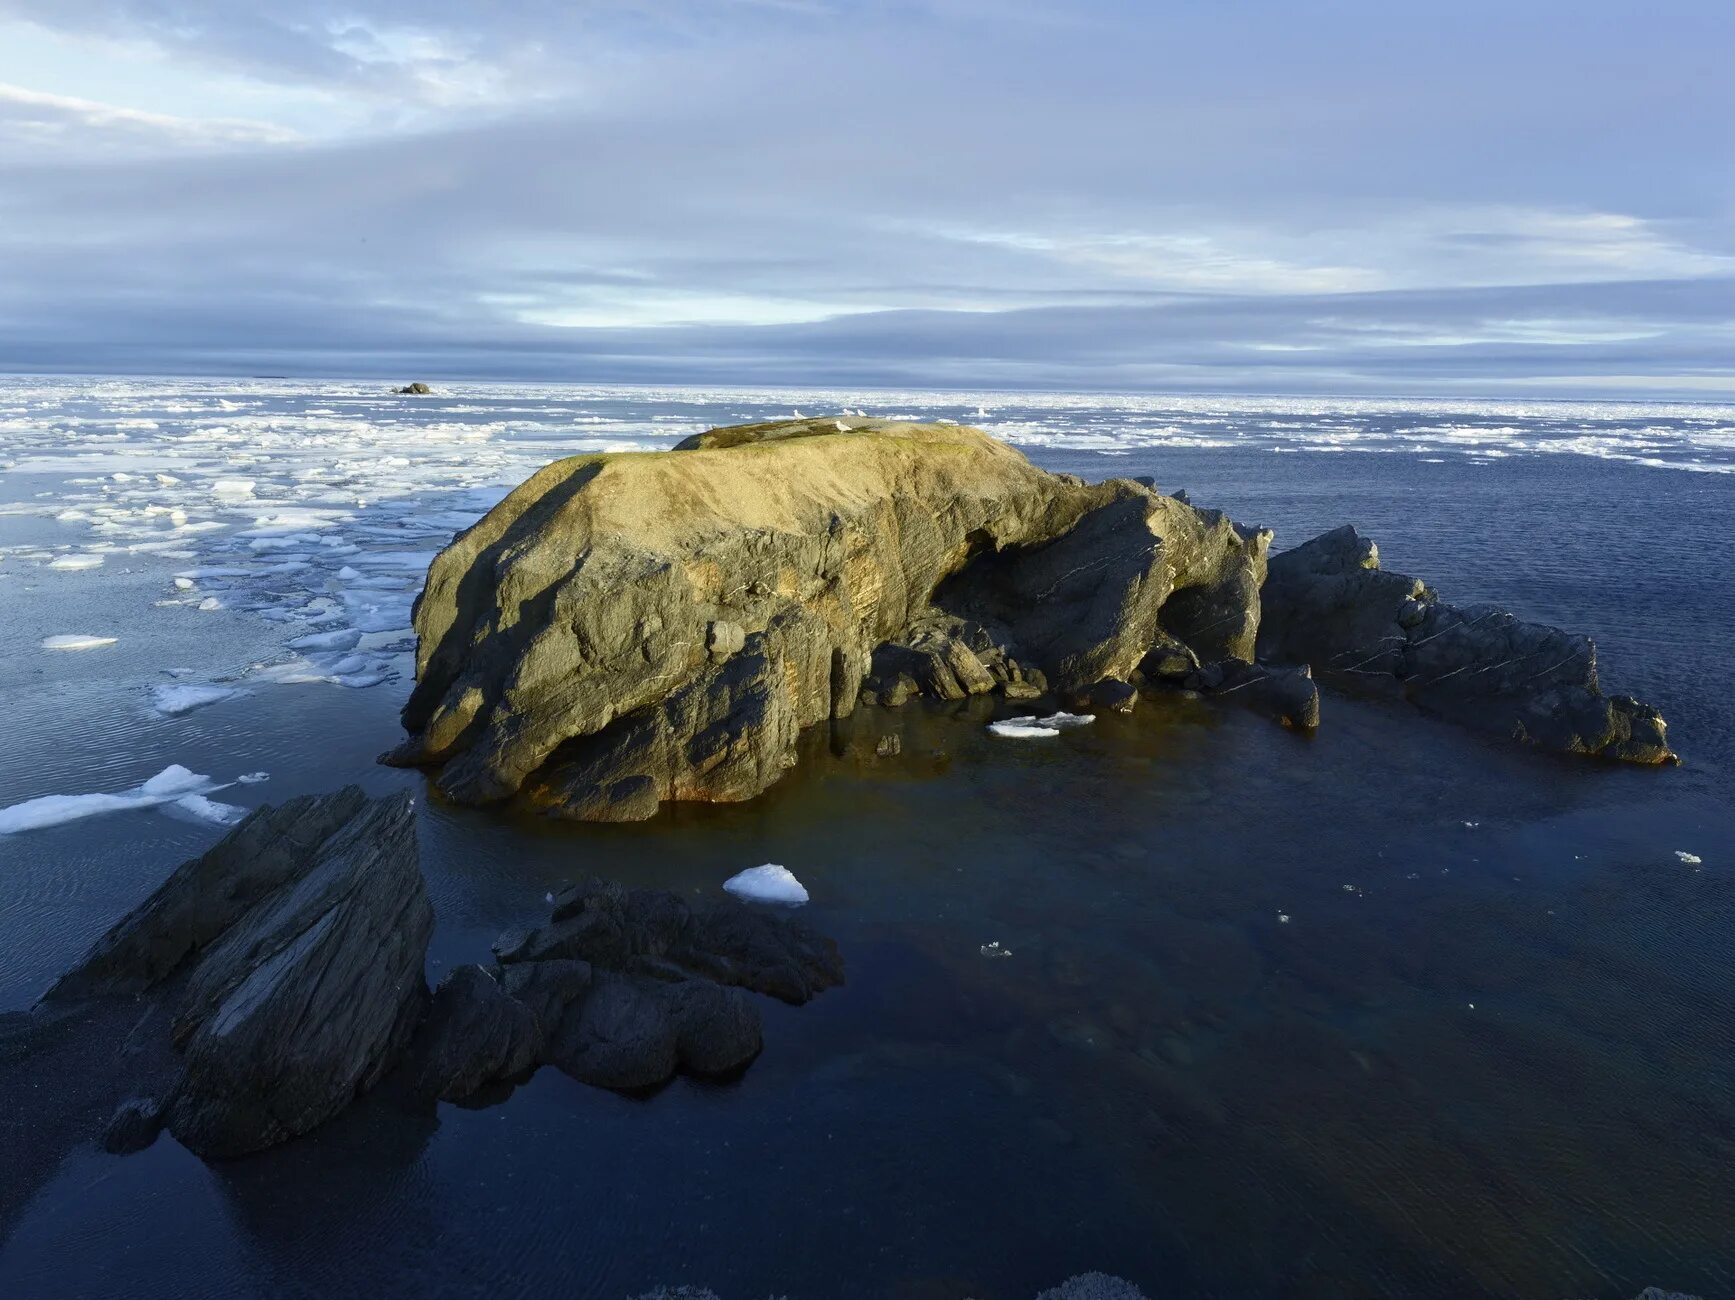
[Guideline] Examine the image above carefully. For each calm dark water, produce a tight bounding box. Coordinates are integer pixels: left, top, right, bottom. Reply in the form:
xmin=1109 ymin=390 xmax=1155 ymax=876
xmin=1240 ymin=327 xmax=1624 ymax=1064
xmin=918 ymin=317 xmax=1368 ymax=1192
xmin=1 ymin=386 xmax=1731 ymax=1299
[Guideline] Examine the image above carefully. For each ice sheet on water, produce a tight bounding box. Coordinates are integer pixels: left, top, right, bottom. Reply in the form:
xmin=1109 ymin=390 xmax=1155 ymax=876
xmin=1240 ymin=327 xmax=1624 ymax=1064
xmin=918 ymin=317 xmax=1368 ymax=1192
xmin=168 ymin=793 xmax=247 ymax=826
xmin=288 ymin=627 xmax=361 ymax=652
xmin=47 ymin=553 xmax=103 ymax=570
xmin=0 ymin=763 xmax=235 ymax=835
xmin=41 ymin=634 xmax=117 ymax=650
xmin=153 ymin=683 xmax=244 ymax=715
xmin=723 ymin=863 xmax=810 ymax=905
xmin=988 ymin=711 xmax=1095 ymax=739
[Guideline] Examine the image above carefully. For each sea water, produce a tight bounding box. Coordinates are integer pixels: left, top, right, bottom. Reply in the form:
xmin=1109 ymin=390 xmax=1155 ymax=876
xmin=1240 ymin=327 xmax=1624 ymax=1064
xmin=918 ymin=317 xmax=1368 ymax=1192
xmin=0 ymin=377 xmax=1731 ymax=1298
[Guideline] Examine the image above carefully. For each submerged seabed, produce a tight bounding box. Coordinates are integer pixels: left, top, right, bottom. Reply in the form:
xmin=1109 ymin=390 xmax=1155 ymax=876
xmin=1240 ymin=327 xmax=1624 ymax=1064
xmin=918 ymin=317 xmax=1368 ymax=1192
xmin=0 ymin=377 xmax=1731 ymax=1299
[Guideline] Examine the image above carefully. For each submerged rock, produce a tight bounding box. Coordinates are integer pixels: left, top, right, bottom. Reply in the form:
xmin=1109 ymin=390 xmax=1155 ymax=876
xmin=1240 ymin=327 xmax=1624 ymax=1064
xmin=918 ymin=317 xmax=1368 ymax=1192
xmin=389 ymin=418 xmax=1269 ymax=819
xmin=1258 ymin=526 xmax=1674 ymax=762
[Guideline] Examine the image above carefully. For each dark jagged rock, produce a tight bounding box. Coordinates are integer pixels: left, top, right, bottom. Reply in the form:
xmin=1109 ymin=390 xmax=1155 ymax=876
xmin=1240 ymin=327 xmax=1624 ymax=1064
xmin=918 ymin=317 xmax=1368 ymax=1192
xmin=402 ymin=965 xmax=541 ymax=1103
xmin=162 ymin=792 xmax=431 ymax=1157
xmin=499 ymin=876 xmax=844 ymax=1006
xmin=1181 ymin=658 xmax=1321 ymax=730
xmin=10 ymin=792 xmax=843 ymax=1164
xmin=1258 ymin=526 xmax=1673 ymax=762
xmin=14 ymin=789 xmax=433 ymax=1161
xmin=102 ymin=1096 xmax=163 ymax=1154
xmin=403 ymin=879 xmax=838 ymax=1100
xmin=389 ymin=418 xmax=1270 ymax=819
xmin=43 ymin=788 xmax=368 ymax=1002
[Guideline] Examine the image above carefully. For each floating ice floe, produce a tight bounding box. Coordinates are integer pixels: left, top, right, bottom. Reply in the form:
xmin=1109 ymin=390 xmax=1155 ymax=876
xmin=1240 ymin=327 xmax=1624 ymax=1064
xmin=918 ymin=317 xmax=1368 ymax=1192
xmin=41 ymin=634 xmax=117 ymax=650
xmin=723 ymin=863 xmax=809 ymax=905
xmin=237 ymin=771 xmax=270 ymax=784
xmin=288 ymin=627 xmax=362 ymax=652
xmin=153 ymin=683 xmax=244 ymax=716
xmin=47 ymin=554 xmax=103 ymax=570
xmin=987 ymin=711 xmax=1096 ymax=739
xmin=0 ymin=764 xmax=250 ymax=835
xmin=980 ymin=940 xmax=1013 ymax=959
xmin=167 ymin=792 xmax=247 ymax=826
xmin=1676 ymin=850 xmax=1703 ymax=866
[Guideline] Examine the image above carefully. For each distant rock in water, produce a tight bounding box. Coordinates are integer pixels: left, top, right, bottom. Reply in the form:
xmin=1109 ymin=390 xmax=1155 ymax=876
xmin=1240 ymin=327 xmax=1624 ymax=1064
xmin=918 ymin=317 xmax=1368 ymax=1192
xmin=388 ymin=417 xmax=1271 ymax=819
xmin=1258 ymin=525 xmax=1675 ymax=763
xmin=5 ymin=790 xmax=843 ymax=1162
xmin=395 ymin=381 xmax=433 ymax=395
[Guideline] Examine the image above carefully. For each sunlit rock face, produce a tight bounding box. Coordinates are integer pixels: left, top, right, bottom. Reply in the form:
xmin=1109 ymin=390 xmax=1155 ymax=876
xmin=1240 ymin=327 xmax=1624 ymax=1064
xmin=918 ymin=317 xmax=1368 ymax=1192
xmin=389 ymin=418 xmax=1269 ymax=820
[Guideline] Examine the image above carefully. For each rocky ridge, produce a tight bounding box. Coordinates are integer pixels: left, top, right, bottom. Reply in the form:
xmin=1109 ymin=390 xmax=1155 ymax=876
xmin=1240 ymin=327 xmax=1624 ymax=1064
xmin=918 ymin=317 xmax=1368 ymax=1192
xmin=388 ymin=417 xmax=1672 ymax=821
xmin=2 ymin=788 xmax=840 ymax=1165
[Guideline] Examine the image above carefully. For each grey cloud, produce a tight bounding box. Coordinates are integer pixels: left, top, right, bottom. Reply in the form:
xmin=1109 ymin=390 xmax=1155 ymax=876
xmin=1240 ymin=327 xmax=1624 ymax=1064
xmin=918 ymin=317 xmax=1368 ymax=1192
xmin=0 ymin=0 xmax=1731 ymax=392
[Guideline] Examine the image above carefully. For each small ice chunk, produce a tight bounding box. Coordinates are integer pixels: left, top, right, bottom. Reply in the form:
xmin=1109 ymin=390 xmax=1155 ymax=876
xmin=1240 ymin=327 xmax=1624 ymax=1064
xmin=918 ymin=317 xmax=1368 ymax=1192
xmin=980 ymin=941 xmax=1013 ymax=959
xmin=988 ymin=717 xmax=1062 ymax=738
xmin=173 ymin=793 xmax=246 ymax=826
xmin=153 ymin=684 xmax=242 ymax=715
xmin=1676 ymin=850 xmax=1703 ymax=865
xmin=723 ymin=863 xmax=809 ymax=905
xmin=197 ymin=596 xmax=223 ymax=611
xmin=237 ymin=771 xmax=270 ymax=784
xmin=137 ymin=765 xmax=211 ymax=796
xmin=41 ymin=634 xmax=117 ymax=650
xmin=173 ymin=577 xmax=195 ymax=590
xmin=48 ymin=554 xmax=104 ymax=570
xmin=988 ymin=711 xmax=1090 ymax=738
xmin=211 ymin=478 xmax=255 ymax=498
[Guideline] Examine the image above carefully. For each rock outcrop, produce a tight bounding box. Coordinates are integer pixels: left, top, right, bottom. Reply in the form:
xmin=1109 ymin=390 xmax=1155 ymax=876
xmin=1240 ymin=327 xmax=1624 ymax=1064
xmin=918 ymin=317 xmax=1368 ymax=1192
xmin=8 ymin=792 xmax=844 ymax=1162
xmin=404 ymin=876 xmax=844 ymax=1100
xmin=1258 ymin=525 xmax=1675 ymax=763
xmin=388 ymin=417 xmax=1271 ymax=819
xmin=38 ymin=788 xmax=433 ymax=1159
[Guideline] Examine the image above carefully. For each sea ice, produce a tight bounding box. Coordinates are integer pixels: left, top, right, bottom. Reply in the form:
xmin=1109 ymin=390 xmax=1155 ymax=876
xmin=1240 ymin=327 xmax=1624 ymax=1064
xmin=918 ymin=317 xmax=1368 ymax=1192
xmin=171 ymin=793 xmax=247 ymax=826
xmin=288 ymin=627 xmax=361 ymax=652
xmin=0 ymin=763 xmax=220 ymax=835
xmin=723 ymin=863 xmax=809 ymax=905
xmin=41 ymin=634 xmax=117 ymax=650
xmin=988 ymin=717 xmax=1063 ymax=738
xmin=48 ymin=553 xmax=104 ymax=570
xmin=153 ymin=683 xmax=242 ymax=715
xmin=987 ymin=711 xmax=1095 ymax=739
xmin=1676 ymin=850 xmax=1703 ymax=865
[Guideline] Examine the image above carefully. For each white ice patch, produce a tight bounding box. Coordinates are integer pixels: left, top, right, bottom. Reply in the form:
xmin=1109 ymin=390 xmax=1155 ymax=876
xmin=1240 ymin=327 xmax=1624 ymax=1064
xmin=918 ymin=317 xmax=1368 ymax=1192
xmin=1676 ymin=850 xmax=1703 ymax=865
xmin=987 ymin=711 xmax=1095 ymax=739
xmin=288 ymin=627 xmax=361 ymax=652
xmin=988 ymin=717 xmax=1063 ymax=738
xmin=41 ymin=634 xmax=116 ymax=650
xmin=153 ymin=683 xmax=244 ymax=715
xmin=47 ymin=553 xmax=103 ymax=570
xmin=170 ymin=793 xmax=247 ymax=826
xmin=0 ymin=763 xmax=222 ymax=835
xmin=723 ymin=863 xmax=810 ymax=905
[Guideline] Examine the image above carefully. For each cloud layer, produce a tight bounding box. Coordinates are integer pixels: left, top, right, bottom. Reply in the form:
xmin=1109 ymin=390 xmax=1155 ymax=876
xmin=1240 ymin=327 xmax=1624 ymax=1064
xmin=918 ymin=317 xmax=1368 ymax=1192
xmin=2 ymin=0 xmax=1731 ymax=393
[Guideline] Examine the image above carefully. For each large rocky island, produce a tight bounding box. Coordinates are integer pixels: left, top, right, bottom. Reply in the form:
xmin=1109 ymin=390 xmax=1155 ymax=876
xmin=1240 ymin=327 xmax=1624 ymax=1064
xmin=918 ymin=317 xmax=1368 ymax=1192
xmin=387 ymin=416 xmax=1673 ymax=821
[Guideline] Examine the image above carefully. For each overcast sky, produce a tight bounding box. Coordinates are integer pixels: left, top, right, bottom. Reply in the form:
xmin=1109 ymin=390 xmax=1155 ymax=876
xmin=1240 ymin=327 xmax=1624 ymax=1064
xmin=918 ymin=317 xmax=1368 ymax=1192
xmin=1 ymin=1 xmax=1731 ymax=394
